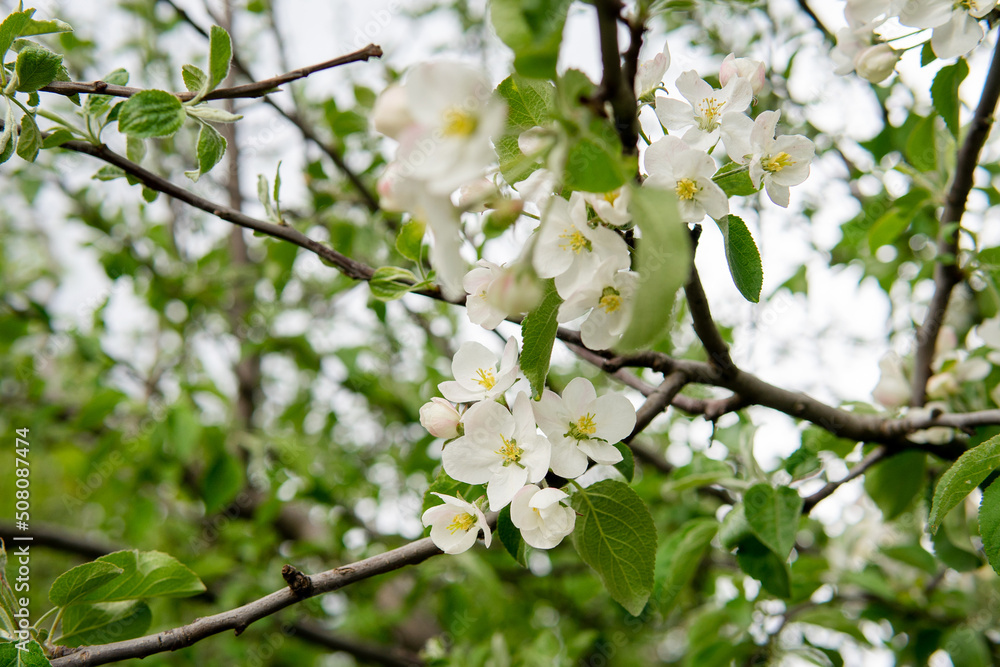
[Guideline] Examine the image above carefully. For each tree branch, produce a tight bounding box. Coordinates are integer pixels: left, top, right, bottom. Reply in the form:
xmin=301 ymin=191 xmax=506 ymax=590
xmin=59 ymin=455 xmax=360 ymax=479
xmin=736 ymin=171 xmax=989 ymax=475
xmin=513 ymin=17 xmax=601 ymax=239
xmin=594 ymin=0 xmax=639 ymax=154
xmin=39 ymin=44 xmax=383 ymax=103
xmin=684 ymin=226 xmax=736 ymax=379
xmin=911 ymin=37 xmax=1000 ymax=406
xmin=802 ymin=446 xmax=889 ymax=513
xmin=0 ymin=522 xmax=119 ymax=560
xmin=49 ymin=530 xmax=468 ymax=666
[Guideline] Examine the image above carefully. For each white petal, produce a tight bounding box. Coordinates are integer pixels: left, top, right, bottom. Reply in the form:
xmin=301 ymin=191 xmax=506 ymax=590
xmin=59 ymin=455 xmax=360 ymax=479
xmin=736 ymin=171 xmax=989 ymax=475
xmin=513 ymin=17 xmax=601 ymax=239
xmin=533 ymin=389 xmax=568 ymax=438
xmin=675 ymin=70 xmax=714 ymax=107
xmin=930 ymin=12 xmax=984 ymax=59
xmin=751 ymin=110 xmax=780 ymax=152
xmin=592 ymin=393 xmax=637 ymax=443
xmin=578 ymin=439 xmax=624 ymax=465
xmin=529 ymin=487 xmax=570 ymax=509
xmin=442 ymin=437 xmax=498 ymax=485
xmin=698 ymin=179 xmax=730 ymax=219
xmin=452 ymin=342 xmax=499 ymax=389
xmin=655 ymin=98 xmax=695 ymax=130
xmin=764 ymin=179 xmax=790 ymax=207
xmin=510 ymin=485 xmax=542 ymax=530
xmin=562 ymin=377 xmax=598 ymax=416
xmin=487 ymin=465 xmax=528 ymax=510
xmin=549 ymin=439 xmax=590 ymax=478
xmin=430 ymin=520 xmax=479 ymax=554
xmin=438 ymin=380 xmax=483 ymax=403
xmin=720 ymin=112 xmax=754 ymax=163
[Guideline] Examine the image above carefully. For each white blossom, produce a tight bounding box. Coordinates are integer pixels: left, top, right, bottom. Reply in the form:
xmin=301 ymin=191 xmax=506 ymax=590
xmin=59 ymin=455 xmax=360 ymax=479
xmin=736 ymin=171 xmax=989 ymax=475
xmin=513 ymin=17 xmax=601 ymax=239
xmin=635 ymin=41 xmax=670 ymax=104
xmin=855 ymin=44 xmax=900 ymax=83
xmin=421 ymin=493 xmax=491 ymax=554
xmin=420 ymin=398 xmax=462 ymax=439
xmin=442 ymin=394 xmax=551 ymax=510
xmin=510 ymin=485 xmax=576 ymax=549
xmin=533 ymin=377 xmax=636 ymax=479
xmin=464 ymin=260 xmax=509 ymax=329
xmin=872 ymin=353 xmax=910 ymax=409
xmin=438 ymin=338 xmax=519 ymax=403
xmin=558 ymin=256 xmax=638 ymax=351
xmin=898 ymin=0 xmax=997 ymax=60
xmin=721 ymin=110 xmax=814 ymax=208
xmin=582 ymin=187 xmax=632 ymax=228
xmin=644 ymin=135 xmax=729 ymax=223
xmin=532 ymin=193 xmax=630 ymax=298
xmin=656 ymin=71 xmax=753 ymax=150
xmin=719 ymin=54 xmax=766 ymax=96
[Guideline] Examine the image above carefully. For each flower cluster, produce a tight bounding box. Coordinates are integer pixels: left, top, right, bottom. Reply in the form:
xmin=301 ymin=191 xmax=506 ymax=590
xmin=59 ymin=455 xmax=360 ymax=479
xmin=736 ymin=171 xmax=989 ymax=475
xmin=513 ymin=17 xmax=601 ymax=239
xmin=418 ymin=338 xmax=637 ymax=553
xmin=375 ymin=47 xmax=814 ymax=556
xmin=832 ymin=0 xmax=996 ymax=83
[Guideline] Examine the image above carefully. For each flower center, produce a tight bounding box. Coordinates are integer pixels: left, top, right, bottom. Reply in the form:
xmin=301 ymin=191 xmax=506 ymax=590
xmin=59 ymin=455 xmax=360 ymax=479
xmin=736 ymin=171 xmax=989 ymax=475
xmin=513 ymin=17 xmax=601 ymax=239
xmin=696 ymin=96 xmax=724 ymax=130
xmin=495 ymin=435 xmax=524 ymax=467
xmin=442 ymin=107 xmax=477 ymax=137
xmin=559 ymin=226 xmax=592 ymax=254
xmin=565 ymin=413 xmax=598 ymax=440
xmin=762 ymin=151 xmax=794 ymax=173
xmin=675 ymin=178 xmax=699 ymax=201
xmin=474 ymin=368 xmax=497 ymax=390
xmin=447 ymin=512 xmax=477 ymax=534
xmin=599 ymin=286 xmax=622 ymax=313
xmin=603 ymin=190 xmax=619 ymax=205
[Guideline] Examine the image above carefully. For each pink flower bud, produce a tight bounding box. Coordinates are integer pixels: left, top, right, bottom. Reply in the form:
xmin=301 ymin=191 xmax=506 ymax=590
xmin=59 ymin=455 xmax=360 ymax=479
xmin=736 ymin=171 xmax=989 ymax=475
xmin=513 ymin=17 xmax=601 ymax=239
xmin=372 ymin=84 xmax=415 ymax=140
xmin=855 ymin=44 xmax=898 ymax=84
xmin=720 ymin=54 xmax=767 ymax=95
xmin=420 ymin=398 xmax=462 ymax=439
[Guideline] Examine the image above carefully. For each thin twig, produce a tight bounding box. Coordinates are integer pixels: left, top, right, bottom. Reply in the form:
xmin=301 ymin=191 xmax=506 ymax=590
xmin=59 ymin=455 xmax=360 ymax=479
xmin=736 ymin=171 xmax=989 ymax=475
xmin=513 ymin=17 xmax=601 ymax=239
xmin=594 ymin=0 xmax=639 ymax=154
xmin=684 ymin=226 xmax=736 ymax=379
xmin=39 ymin=44 xmax=383 ymax=103
xmin=802 ymin=446 xmax=889 ymax=513
xmin=911 ymin=38 xmax=1000 ymax=406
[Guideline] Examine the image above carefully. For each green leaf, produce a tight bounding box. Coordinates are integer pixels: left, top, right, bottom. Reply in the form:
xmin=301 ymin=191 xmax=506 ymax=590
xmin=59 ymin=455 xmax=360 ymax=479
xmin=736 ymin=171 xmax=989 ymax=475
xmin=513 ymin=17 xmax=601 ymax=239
xmin=0 ymin=640 xmax=51 ymax=666
xmin=71 ymin=550 xmax=205 ymax=603
xmin=208 ymin=25 xmax=232 ymax=91
xmin=20 ymin=16 xmax=73 ymax=39
xmin=864 ymin=451 xmax=925 ymax=520
xmin=931 ymin=526 xmax=983 ymax=572
xmin=369 ymin=266 xmax=419 ymax=301
xmin=184 ymin=121 xmax=226 ymax=182
xmin=619 ymin=185 xmax=691 ymax=350
xmin=494 ymin=75 xmax=554 ymax=184
xmin=920 ymin=41 xmax=936 ymax=66
xmin=57 ymin=600 xmax=152 ymax=647
xmin=395 ymin=220 xmax=425 ymax=261
xmin=49 ymin=561 xmax=124 ymax=606
xmin=716 ymin=215 xmax=762 ymax=303
xmin=15 ymin=113 xmax=40 ymax=162
xmin=201 ymin=451 xmax=244 ymax=513
xmin=92 ymin=165 xmax=125 ymax=181
xmin=612 ymin=442 xmax=634 ymax=482
xmin=562 ymin=136 xmax=628 ymax=193
xmin=943 ymin=628 xmax=992 ymax=667
xmin=928 ymin=433 xmax=1000 ymax=534
xmin=126 ymin=135 xmax=145 ymax=163
xmin=41 ymin=128 xmax=74 ymax=149
xmin=931 ymin=58 xmax=969 ymax=140
xmin=185 ymin=105 xmax=242 ymax=123
xmin=905 ymin=114 xmax=938 ymax=172
xmin=979 ymin=477 xmax=1000 ymax=575
xmin=654 ymin=518 xmax=717 ymax=613
xmin=497 ymin=505 xmax=527 ymax=567
xmin=743 ymin=484 xmax=802 ymax=559
xmin=880 ymin=544 xmax=938 ymax=575
xmin=117 ymin=90 xmax=185 ymax=139
xmin=14 ymin=42 xmax=62 ymax=92
xmin=181 ymin=64 xmax=207 ymax=93
xmin=84 ymin=67 xmax=128 ymax=118
xmin=571 ymin=479 xmax=657 ymax=616
xmin=519 ymin=279 xmax=561 ymax=399
xmin=735 ymin=536 xmax=791 ymax=598
xmin=141 ymin=186 xmax=159 ymax=203
xmin=489 ymin=0 xmax=571 ymax=79
xmin=0 ymin=543 xmax=19 ymax=634
xmin=712 ymin=162 xmax=757 ymax=197
xmin=0 ymin=10 xmax=34 ymax=59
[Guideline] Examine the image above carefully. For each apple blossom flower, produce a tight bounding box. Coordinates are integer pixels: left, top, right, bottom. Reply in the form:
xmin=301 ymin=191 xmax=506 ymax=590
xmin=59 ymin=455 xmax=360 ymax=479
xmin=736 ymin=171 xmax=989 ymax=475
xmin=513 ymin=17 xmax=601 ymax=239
xmin=635 ymin=41 xmax=670 ymax=104
xmin=643 ymin=135 xmax=729 ymax=223
xmin=721 ymin=110 xmax=814 ymax=208
xmin=533 ymin=377 xmax=636 ymax=479
xmin=510 ymin=485 xmax=576 ymax=549
xmin=438 ymin=337 xmax=519 ymax=404
xmin=515 ymin=168 xmax=559 ymax=208
xmin=532 ymin=193 xmax=630 ymax=298
xmin=855 ymin=44 xmax=900 ymax=84
xmin=872 ymin=353 xmax=911 ymax=409
xmin=442 ymin=394 xmax=551 ymax=510
xmin=421 ymin=492 xmax=491 ymax=554
xmin=719 ymin=54 xmax=766 ymax=96
xmin=558 ymin=256 xmax=638 ymax=351
xmin=378 ymin=62 xmax=506 ymax=196
xmin=831 ymin=22 xmax=879 ymax=78
xmin=464 ymin=260 xmax=509 ymax=329
xmin=655 ymin=71 xmax=753 ymax=150
xmin=927 ymin=353 xmax=991 ymax=399
xmin=582 ymin=187 xmax=632 ymax=228
xmin=420 ymin=398 xmax=463 ymax=439
xmin=898 ymin=0 xmax=997 ymax=60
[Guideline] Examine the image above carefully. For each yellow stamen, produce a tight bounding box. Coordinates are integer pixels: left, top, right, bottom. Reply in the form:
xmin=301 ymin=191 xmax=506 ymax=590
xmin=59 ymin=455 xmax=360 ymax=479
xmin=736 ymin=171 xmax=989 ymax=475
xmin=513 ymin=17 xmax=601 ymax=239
xmin=559 ymin=226 xmax=592 ymax=254
xmin=696 ymin=97 xmax=724 ymax=129
xmin=447 ymin=512 xmax=477 ymax=534
xmin=474 ymin=368 xmax=497 ymax=390
xmin=495 ymin=435 xmax=524 ymax=467
xmin=599 ymin=287 xmax=622 ymax=313
xmin=565 ymin=413 xmax=598 ymax=440
xmin=762 ymin=151 xmax=794 ymax=173
xmin=442 ymin=107 xmax=477 ymax=137
xmin=603 ymin=190 xmax=620 ymax=205
xmin=675 ymin=178 xmax=699 ymax=201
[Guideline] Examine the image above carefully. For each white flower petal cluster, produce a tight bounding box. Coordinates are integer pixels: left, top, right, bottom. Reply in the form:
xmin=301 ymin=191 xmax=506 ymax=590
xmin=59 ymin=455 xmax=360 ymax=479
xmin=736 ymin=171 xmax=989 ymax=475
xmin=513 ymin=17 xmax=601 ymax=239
xmin=464 ymin=260 xmax=542 ymax=329
xmin=656 ymin=71 xmax=753 ymax=150
xmin=558 ymin=256 xmax=638 ymax=351
xmin=438 ymin=338 xmax=519 ymax=403
xmin=720 ymin=54 xmax=766 ymax=96
xmin=373 ymin=62 xmax=507 ymax=298
xmin=511 ymin=485 xmax=576 ymax=549
xmin=644 ymin=135 xmax=729 ymax=223
xmin=421 ymin=493 xmax=492 ymax=554
xmin=899 ymin=0 xmax=996 ymax=60
xmin=721 ymin=110 xmax=814 ymax=208
xmin=635 ymin=41 xmax=670 ymax=104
